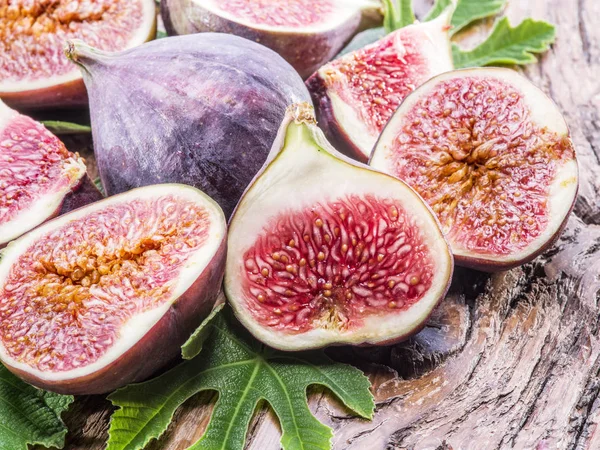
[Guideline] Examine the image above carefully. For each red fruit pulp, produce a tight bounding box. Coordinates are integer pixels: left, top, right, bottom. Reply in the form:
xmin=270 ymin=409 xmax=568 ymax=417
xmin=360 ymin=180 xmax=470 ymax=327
xmin=0 ymin=0 xmax=146 ymax=83
xmin=216 ymin=0 xmax=336 ymax=28
xmin=242 ymin=194 xmax=435 ymax=333
xmin=0 ymin=196 xmax=211 ymax=372
xmin=327 ymin=29 xmax=438 ymax=135
xmin=384 ymin=76 xmax=575 ymax=256
xmin=0 ymin=115 xmax=82 ymax=226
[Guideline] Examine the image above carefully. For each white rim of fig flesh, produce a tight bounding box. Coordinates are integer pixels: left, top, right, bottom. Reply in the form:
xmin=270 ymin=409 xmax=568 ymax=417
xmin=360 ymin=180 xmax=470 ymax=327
xmin=226 ymin=103 xmax=453 ymax=351
xmin=0 ymin=184 xmax=226 ymax=383
xmin=316 ymin=11 xmax=453 ymax=159
xmin=371 ymin=68 xmax=579 ymax=270
xmin=0 ymin=0 xmax=156 ymax=94
xmin=198 ymin=0 xmax=380 ymax=33
xmin=0 ymin=100 xmax=86 ymax=246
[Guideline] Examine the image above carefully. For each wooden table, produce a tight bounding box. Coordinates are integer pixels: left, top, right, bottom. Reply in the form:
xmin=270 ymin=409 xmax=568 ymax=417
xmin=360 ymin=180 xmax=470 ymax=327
xmin=57 ymin=0 xmax=600 ymax=448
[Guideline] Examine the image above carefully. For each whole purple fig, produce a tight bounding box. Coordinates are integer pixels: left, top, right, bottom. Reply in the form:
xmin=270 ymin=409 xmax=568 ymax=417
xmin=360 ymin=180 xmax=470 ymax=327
xmin=66 ymin=34 xmax=311 ymax=217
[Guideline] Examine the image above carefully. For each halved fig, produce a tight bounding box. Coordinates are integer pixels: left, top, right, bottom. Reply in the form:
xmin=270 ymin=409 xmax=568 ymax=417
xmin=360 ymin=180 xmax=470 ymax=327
xmin=0 ymin=99 xmax=101 ymax=249
xmin=0 ymin=0 xmax=157 ymax=110
xmin=225 ymin=103 xmax=453 ymax=351
xmin=371 ymin=68 xmax=579 ymax=272
xmin=0 ymin=184 xmax=226 ymax=395
xmin=307 ymin=11 xmax=454 ymax=162
xmin=161 ymin=0 xmax=382 ymax=79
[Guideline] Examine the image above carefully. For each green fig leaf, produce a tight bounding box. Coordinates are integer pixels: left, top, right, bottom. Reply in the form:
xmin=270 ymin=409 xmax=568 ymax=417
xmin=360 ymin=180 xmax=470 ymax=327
xmin=452 ymin=17 xmax=556 ymax=68
xmin=382 ymin=0 xmax=415 ymax=33
xmin=106 ymin=308 xmax=374 ymax=450
xmin=426 ymin=0 xmax=507 ymax=35
xmin=181 ymin=302 xmax=225 ymax=360
xmin=0 ymin=365 xmax=74 ymax=450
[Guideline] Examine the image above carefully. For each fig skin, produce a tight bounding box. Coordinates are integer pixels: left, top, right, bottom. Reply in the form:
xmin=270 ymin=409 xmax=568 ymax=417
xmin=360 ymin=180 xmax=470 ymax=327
xmin=0 ymin=185 xmax=227 ymax=395
xmin=0 ymin=78 xmax=89 ymax=112
xmin=306 ymin=74 xmax=369 ymax=162
xmin=161 ymin=0 xmax=381 ymax=79
xmin=66 ymin=34 xmax=311 ymax=218
xmin=0 ymin=1 xmax=157 ymax=111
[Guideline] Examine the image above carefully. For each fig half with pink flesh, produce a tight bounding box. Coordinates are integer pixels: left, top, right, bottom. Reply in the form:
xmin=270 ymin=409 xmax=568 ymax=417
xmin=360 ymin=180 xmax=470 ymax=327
xmin=0 ymin=0 xmax=156 ymax=110
xmin=307 ymin=10 xmax=454 ymax=162
xmin=225 ymin=103 xmax=453 ymax=351
xmin=161 ymin=0 xmax=382 ymax=79
xmin=0 ymin=184 xmax=226 ymax=394
xmin=371 ymin=68 xmax=579 ymax=272
xmin=0 ymin=99 xmax=102 ymax=248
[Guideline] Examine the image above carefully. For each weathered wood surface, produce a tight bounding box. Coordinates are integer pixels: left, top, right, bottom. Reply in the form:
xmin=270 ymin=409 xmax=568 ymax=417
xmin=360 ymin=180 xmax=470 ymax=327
xmin=57 ymin=0 xmax=600 ymax=449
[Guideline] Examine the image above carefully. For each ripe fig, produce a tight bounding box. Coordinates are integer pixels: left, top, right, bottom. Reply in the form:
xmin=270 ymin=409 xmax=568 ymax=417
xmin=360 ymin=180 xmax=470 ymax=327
xmin=66 ymin=34 xmax=312 ymax=218
xmin=371 ymin=68 xmax=579 ymax=272
xmin=307 ymin=11 xmax=453 ymax=162
xmin=0 ymin=0 xmax=157 ymax=110
xmin=0 ymin=100 xmax=102 ymax=249
xmin=0 ymin=184 xmax=227 ymax=395
xmin=161 ymin=0 xmax=382 ymax=79
xmin=225 ymin=103 xmax=453 ymax=351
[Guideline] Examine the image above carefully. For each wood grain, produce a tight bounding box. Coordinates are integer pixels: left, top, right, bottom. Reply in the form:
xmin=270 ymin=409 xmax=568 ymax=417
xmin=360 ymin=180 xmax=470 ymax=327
xmin=55 ymin=0 xmax=600 ymax=448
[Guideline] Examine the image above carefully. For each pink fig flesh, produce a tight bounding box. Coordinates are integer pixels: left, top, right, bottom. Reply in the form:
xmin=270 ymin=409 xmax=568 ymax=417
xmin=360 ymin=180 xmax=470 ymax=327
xmin=307 ymin=13 xmax=453 ymax=161
xmin=0 ymin=100 xmax=101 ymax=249
xmin=226 ymin=104 xmax=453 ymax=351
xmin=0 ymin=184 xmax=226 ymax=394
xmin=371 ymin=68 xmax=579 ymax=271
xmin=0 ymin=0 xmax=156 ymax=110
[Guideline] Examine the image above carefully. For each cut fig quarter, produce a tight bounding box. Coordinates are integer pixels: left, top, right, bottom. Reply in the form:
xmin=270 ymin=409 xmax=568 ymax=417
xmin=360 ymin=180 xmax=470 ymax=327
xmin=162 ymin=0 xmax=382 ymax=79
xmin=0 ymin=99 xmax=102 ymax=249
xmin=0 ymin=0 xmax=157 ymax=110
xmin=0 ymin=184 xmax=227 ymax=395
xmin=225 ymin=103 xmax=453 ymax=351
xmin=307 ymin=9 xmax=454 ymax=162
xmin=371 ymin=68 xmax=579 ymax=272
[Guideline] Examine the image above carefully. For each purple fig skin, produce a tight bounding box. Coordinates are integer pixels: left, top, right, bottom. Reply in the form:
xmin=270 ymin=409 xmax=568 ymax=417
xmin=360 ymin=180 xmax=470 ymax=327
xmin=66 ymin=34 xmax=311 ymax=218
xmin=306 ymin=73 xmax=368 ymax=162
xmin=161 ymin=0 xmax=376 ymax=79
xmin=4 ymin=233 xmax=226 ymax=395
xmin=1 ymin=79 xmax=88 ymax=111
xmin=58 ymin=175 xmax=104 ymax=216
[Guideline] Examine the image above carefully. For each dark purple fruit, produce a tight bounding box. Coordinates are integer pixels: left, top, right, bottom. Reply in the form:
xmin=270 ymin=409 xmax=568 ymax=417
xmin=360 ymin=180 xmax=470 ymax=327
xmin=66 ymin=34 xmax=312 ymax=217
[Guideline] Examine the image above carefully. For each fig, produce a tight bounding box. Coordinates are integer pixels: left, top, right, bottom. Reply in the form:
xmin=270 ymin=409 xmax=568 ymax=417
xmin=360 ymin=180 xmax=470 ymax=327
xmin=307 ymin=11 xmax=454 ymax=162
xmin=0 ymin=184 xmax=227 ymax=395
xmin=0 ymin=100 xmax=102 ymax=249
xmin=370 ymin=68 xmax=579 ymax=272
xmin=66 ymin=34 xmax=312 ymax=218
xmin=161 ymin=0 xmax=382 ymax=79
xmin=0 ymin=0 xmax=157 ymax=110
xmin=225 ymin=103 xmax=453 ymax=351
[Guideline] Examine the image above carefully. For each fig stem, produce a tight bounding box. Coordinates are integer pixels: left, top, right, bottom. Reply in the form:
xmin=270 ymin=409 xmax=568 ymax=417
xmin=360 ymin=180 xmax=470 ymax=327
xmin=64 ymin=39 xmax=109 ymax=73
